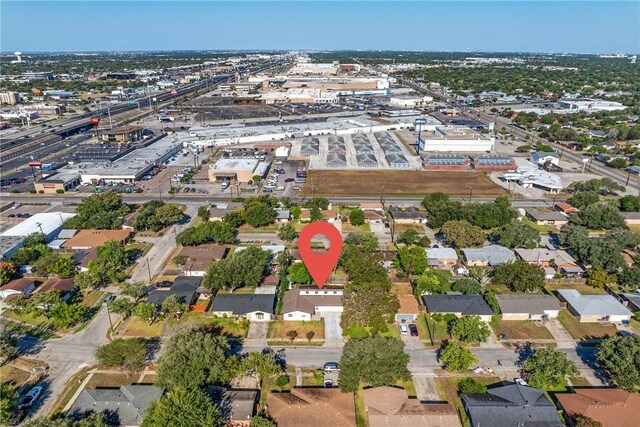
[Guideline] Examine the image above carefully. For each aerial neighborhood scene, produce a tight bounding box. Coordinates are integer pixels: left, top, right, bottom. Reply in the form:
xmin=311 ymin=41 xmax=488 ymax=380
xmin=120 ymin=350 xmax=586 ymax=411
xmin=1 ymin=1 xmax=639 ymax=426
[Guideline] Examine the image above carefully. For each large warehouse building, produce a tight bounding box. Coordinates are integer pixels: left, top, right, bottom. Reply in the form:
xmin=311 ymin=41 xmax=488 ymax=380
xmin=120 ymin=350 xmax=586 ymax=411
xmin=208 ymin=158 xmax=263 ymax=183
xmin=420 ymin=126 xmax=495 ymax=152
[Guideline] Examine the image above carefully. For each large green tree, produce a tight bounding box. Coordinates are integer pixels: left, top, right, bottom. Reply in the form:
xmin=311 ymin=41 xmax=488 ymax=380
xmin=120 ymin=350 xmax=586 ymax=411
xmin=0 ymin=382 xmax=18 ymax=425
xmin=338 ymin=336 xmax=410 ymax=393
xmin=95 ymin=338 xmax=147 ymax=372
xmin=395 ymin=246 xmax=428 ymax=276
xmin=142 ymin=387 xmax=223 ymax=427
xmin=49 ymin=302 xmax=88 ymax=328
xmin=156 ymin=326 xmax=230 ymax=389
xmin=349 ymin=208 xmax=365 ymax=226
xmin=0 ymin=332 xmax=17 ymax=364
xmin=439 ymin=341 xmax=477 ymax=372
xmin=596 ymin=336 xmax=640 ymax=391
xmin=492 ymin=260 xmax=545 ymax=292
xmin=572 ymin=203 xmax=625 ymax=230
xmin=65 ymin=191 xmax=130 ymax=229
xmin=244 ymin=202 xmax=277 ymax=228
xmin=491 ymin=221 xmax=540 ymax=249
xmin=413 ymin=270 xmax=449 ymax=297
xmin=289 ymin=262 xmax=312 ymax=284
xmin=441 ymin=220 xmax=485 ymax=248
xmin=202 ymin=247 xmax=269 ymax=290
xmin=277 ymin=223 xmax=297 ymax=241
xmin=523 ymin=348 xmax=579 ymax=388
xmin=448 ymin=316 xmax=490 ymax=343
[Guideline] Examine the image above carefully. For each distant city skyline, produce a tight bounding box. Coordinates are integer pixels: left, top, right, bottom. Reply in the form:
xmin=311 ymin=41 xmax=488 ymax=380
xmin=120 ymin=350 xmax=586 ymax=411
xmin=1 ymin=1 xmax=639 ymax=54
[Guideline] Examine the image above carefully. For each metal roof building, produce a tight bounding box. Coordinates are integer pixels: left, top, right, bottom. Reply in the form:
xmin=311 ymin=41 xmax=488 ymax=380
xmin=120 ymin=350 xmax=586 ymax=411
xmin=1 ymin=212 xmax=76 ymax=242
xmin=327 ymin=152 xmax=348 ymax=168
xmin=385 ymin=153 xmax=410 ymax=168
xmin=356 ymin=153 xmax=378 ymax=168
xmin=300 ymin=137 xmax=320 ymax=156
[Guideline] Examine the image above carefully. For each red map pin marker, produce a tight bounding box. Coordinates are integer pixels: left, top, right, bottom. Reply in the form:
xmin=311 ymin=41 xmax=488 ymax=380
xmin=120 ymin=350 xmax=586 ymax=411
xmin=298 ymin=222 xmax=342 ymax=289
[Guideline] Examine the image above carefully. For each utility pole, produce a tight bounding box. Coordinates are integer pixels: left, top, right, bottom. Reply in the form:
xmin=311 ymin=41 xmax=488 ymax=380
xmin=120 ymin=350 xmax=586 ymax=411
xmin=105 ymin=304 xmax=114 ymax=332
xmin=146 ymin=259 xmax=152 ymax=282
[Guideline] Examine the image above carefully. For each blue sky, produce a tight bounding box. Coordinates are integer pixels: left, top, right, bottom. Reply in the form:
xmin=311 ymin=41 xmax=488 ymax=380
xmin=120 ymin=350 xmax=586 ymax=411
xmin=2 ymin=1 xmax=639 ymax=53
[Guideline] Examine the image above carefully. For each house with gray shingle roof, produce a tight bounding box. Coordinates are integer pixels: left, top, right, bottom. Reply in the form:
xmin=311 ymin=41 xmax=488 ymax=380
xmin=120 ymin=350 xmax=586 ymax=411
xmin=462 ymin=384 xmax=563 ymax=427
xmin=210 ymin=293 xmax=275 ymax=321
xmin=557 ymin=289 xmax=632 ymax=323
xmin=422 ymin=295 xmax=493 ymax=321
xmin=461 ymin=245 xmax=515 ymax=267
xmin=496 ymin=294 xmax=561 ymax=321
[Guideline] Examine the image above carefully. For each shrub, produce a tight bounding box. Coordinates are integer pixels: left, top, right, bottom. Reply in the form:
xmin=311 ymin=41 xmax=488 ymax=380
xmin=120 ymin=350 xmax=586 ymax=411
xmin=56 ymin=189 xmax=64 ymax=194
xmin=344 ymin=324 xmax=369 ymax=340
xmin=458 ymin=377 xmax=487 ymax=394
xmin=275 ymin=375 xmax=290 ymax=389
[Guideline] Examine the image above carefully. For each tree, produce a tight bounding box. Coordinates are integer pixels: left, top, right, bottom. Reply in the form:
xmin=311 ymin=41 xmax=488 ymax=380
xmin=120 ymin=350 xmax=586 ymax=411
xmin=304 ymin=197 xmax=330 ymax=210
xmin=239 ymin=351 xmax=283 ymax=386
xmin=49 ymin=256 xmax=76 ymax=277
xmin=23 ymin=413 xmax=110 ymax=427
xmin=142 ymin=387 xmax=223 ymax=427
xmin=108 ymin=298 xmax=135 ymax=319
xmin=413 ymin=270 xmax=448 ymax=297
xmin=244 ymin=202 xmax=277 ymax=228
xmin=491 ymin=221 xmax=540 ymax=249
xmin=587 ymin=269 xmax=615 ymax=289
xmin=0 ymin=383 xmax=19 ymax=426
xmin=49 ymin=303 xmax=88 ymax=328
xmin=451 ymin=278 xmax=481 ymax=295
xmin=439 ymin=341 xmax=477 ymax=372
xmin=619 ymin=195 xmax=640 ymax=212
xmin=65 ymin=191 xmax=130 ymax=229
xmin=618 ymin=266 xmax=640 ymax=288
xmin=120 ymin=281 xmax=146 ymax=300
xmin=306 ymin=331 xmax=315 ymax=342
xmin=202 ymin=247 xmax=269 ymax=291
xmin=441 ymin=220 xmax=485 ymax=248
xmin=154 ymin=204 xmax=184 ymax=228
xmin=399 ymin=228 xmax=420 ymax=246
xmin=95 ymin=338 xmax=147 ymax=372
xmin=156 ymin=326 xmax=230 ymax=390
xmin=573 ymin=204 xmax=625 ymax=230
xmin=290 ymin=206 xmax=302 ymax=220
xmin=349 ymin=208 xmax=365 ymax=226
xmin=457 ymin=377 xmax=487 ymax=394
xmin=31 ymin=252 xmax=65 ymax=276
xmin=338 ymin=336 xmax=411 ymax=393
xmin=448 ymin=316 xmax=490 ymax=343
xmin=0 ymin=332 xmax=17 ymax=364
xmin=0 ymin=262 xmax=16 ymax=285
xmin=395 ymin=246 xmax=428 ymax=276
xmin=134 ymin=302 xmax=158 ymax=324
xmin=492 ymin=260 xmax=545 ymax=292
xmin=596 ymin=336 xmax=640 ymax=391
xmin=287 ymin=330 xmax=298 ymax=342
xmin=309 ymin=206 xmax=323 ymax=222
xmin=172 ymin=255 xmax=187 ymax=267
xmin=523 ymin=348 xmax=579 ymax=388
xmin=343 ymin=233 xmax=379 ymax=252
xmin=250 ymin=415 xmax=277 ymax=427
xmin=277 ymin=223 xmax=297 ymax=241
xmin=574 ymin=415 xmax=603 ymax=427
xmin=569 ymin=191 xmax=600 ymax=209
xmin=74 ymin=270 xmax=103 ymax=293
xmin=95 ymin=240 xmax=130 ymax=283
xmin=289 ymin=262 xmax=312 ymax=284
xmin=223 ymin=210 xmax=245 ymax=228
xmin=161 ymin=294 xmax=186 ymax=319
xmin=197 ymin=205 xmax=210 ymax=222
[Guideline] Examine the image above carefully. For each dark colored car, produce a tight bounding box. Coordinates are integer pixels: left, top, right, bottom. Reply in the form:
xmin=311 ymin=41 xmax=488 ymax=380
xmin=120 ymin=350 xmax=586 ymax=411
xmin=284 ymin=178 xmax=294 ymax=183
xmin=408 ymin=324 xmax=418 ymax=337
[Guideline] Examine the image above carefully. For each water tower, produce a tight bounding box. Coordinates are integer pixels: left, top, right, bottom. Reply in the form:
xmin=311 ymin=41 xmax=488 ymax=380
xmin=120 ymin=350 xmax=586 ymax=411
xmin=13 ymin=51 xmax=23 ymax=63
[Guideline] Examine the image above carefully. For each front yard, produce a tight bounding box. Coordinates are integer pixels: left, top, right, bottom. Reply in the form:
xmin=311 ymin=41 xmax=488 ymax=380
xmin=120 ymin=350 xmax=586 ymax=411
xmin=118 ymin=312 xmax=249 ymax=338
xmin=267 ymin=320 xmax=325 ymax=343
xmin=419 ymin=315 xmax=451 ymax=346
xmin=557 ymin=310 xmax=619 ymax=340
xmin=490 ymin=318 xmax=554 ymax=340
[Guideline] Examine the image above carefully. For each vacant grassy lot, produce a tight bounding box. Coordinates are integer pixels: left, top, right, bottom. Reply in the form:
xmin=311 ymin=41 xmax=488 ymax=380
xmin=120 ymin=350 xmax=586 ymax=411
xmin=302 ymin=170 xmax=507 ymax=197
xmin=119 ymin=317 xmax=163 ymax=338
xmin=420 ymin=315 xmax=451 ymax=346
xmin=268 ymin=320 xmax=325 ymax=341
xmin=545 ymin=283 xmax=606 ymax=296
xmin=491 ymin=318 xmax=554 ymax=340
xmin=557 ymin=310 xmax=618 ymax=340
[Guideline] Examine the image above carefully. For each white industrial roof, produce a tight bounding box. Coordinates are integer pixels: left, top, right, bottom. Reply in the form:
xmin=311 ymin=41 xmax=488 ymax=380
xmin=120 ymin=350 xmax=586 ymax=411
xmin=558 ymin=289 xmax=633 ymax=317
xmin=1 ymin=212 xmax=76 ymax=238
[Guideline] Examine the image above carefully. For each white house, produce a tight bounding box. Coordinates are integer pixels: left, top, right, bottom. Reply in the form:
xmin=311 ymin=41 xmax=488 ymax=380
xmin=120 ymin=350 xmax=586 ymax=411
xmin=281 ymin=288 xmax=343 ymax=321
xmin=531 ymin=151 xmax=560 ymax=166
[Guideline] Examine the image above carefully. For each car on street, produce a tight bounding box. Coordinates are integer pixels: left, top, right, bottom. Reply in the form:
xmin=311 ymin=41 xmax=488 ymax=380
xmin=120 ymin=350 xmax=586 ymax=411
xmin=408 ymin=323 xmax=418 ymax=337
xmin=323 ymin=362 xmax=339 ymax=373
xmin=399 ymin=324 xmax=408 ymax=335
xmin=18 ymin=386 xmax=43 ymax=409
xmin=102 ymin=295 xmax=116 ymax=306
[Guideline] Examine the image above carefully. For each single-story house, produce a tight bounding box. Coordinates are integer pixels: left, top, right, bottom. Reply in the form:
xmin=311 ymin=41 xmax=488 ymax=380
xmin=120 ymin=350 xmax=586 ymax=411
xmin=209 ymin=387 xmax=258 ymax=427
xmin=68 ymin=385 xmax=164 ymax=427
xmin=525 ymin=208 xmax=569 ymax=226
xmin=359 ymin=202 xmax=384 ymax=211
xmin=621 ymin=293 xmax=640 ymax=312
xmin=395 ymin=294 xmax=420 ymax=323
xmin=299 ymin=209 xmax=339 ymax=223
xmin=72 ymin=248 xmax=98 ymax=272
xmin=364 ymin=386 xmax=460 ymax=427
xmin=389 ymin=207 xmax=428 ymax=224
xmin=63 ymin=229 xmax=131 ymax=250
xmin=422 ymin=295 xmax=493 ymax=322
xmin=146 ymin=276 xmax=201 ymax=308
xmin=557 ymin=289 xmax=633 ymax=323
xmin=514 ymin=248 xmax=582 ymax=274
xmin=462 ymin=384 xmax=563 ymax=427
xmin=496 ymin=294 xmax=561 ymax=321
xmin=267 ymin=388 xmax=356 ymax=427
xmin=621 ymin=212 xmax=640 ymax=226
xmin=274 ymin=209 xmax=291 ymax=223
xmin=461 ymin=245 xmax=516 ymax=267
xmin=555 ymin=202 xmax=579 ymax=215
xmin=38 ymin=277 xmax=77 ymax=301
xmin=426 ymin=247 xmax=458 ymax=268
xmin=531 ymin=151 xmax=560 ymax=166
xmin=177 ymin=244 xmax=228 ymax=276
xmin=210 ymin=293 xmax=275 ymax=321
xmin=0 ymin=278 xmax=37 ymax=299
xmin=282 ymin=288 xmax=343 ymax=321
xmin=556 ymin=388 xmax=640 ymax=427
xmin=364 ymin=210 xmax=386 ymax=223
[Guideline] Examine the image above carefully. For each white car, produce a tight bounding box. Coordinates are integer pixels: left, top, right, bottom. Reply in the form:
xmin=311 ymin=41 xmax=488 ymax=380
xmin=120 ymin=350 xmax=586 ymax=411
xmin=18 ymin=386 xmax=43 ymax=409
xmin=399 ymin=324 xmax=408 ymax=335
xmin=514 ymin=378 xmax=528 ymax=386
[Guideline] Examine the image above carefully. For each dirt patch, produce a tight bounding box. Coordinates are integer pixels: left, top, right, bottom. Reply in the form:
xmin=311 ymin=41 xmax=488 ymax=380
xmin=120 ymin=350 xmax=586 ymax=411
xmin=303 ymin=170 xmax=507 ymax=197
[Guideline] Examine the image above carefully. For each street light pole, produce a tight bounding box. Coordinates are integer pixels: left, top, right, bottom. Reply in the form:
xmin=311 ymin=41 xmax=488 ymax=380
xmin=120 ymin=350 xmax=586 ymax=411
xmin=146 ymin=259 xmax=152 ymax=282
xmin=105 ymin=304 xmax=114 ymax=332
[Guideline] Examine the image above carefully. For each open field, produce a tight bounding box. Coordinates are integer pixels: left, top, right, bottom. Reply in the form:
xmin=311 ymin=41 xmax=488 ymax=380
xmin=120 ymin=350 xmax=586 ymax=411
xmin=302 ymin=170 xmax=508 ymax=197
xmin=557 ymin=310 xmax=618 ymax=340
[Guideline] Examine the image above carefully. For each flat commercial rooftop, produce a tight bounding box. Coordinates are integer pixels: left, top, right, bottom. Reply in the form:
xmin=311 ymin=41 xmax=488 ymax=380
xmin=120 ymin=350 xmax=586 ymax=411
xmin=211 ymin=158 xmax=259 ymax=171
xmin=1 ymin=212 xmax=76 ymax=238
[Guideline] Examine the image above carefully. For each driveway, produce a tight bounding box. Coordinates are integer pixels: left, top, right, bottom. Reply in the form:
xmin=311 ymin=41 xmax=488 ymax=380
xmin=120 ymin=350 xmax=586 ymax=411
xmin=412 ymin=374 xmax=440 ymax=402
xmin=323 ymin=313 xmax=343 ymax=345
xmin=545 ymin=319 xmax=576 ymax=349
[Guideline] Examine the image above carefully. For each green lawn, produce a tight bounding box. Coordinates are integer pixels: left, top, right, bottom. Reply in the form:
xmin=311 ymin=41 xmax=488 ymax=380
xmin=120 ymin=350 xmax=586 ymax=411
xmin=421 ymin=315 xmax=451 ymax=346
xmin=545 ymin=283 xmax=607 ymax=296
xmin=491 ymin=318 xmax=554 ymax=340
xmin=521 ymin=216 xmax=559 ymax=234
xmin=380 ymin=323 xmax=401 ymax=339
xmin=268 ymin=320 xmax=324 ymax=341
xmin=569 ymin=376 xmax=592 ymax=387
xmin=81 ymin=290 xmax=105 ymax=307
xmin=396 ymin=379 xmax=417 ymax=398
xmin=557 ymin=310 xmax=618 ymax=340
xmin=0 ymin=319 xmax=57 ymax=339
xmin=174 ymin=312 xmax=248 ymax=338
xmin=119 ymin=317 xmax=163 ymax=338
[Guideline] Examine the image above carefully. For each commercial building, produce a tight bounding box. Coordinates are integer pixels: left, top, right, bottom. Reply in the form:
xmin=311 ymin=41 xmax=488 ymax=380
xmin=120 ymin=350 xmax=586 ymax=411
xmin=0 ymin=92 xmax=21 ymax=105
xmin=423 ymin=153 xmax=470 ymax=170
xmin=98 ymin=125 xmax=144 ymax=143
xmin=531 ymin=151 xmax=560 ymax=166
xmin=389 ymin=95 xmax=433 ymax=108
xmin=22 ymin=71 xmax=54 ymax=80
xmin=208 ymin=158 xmax=260 ymax=183
xmin=34 ymin=170 xmax=82 ymax=194
xmin=420 ymin=126 xmax=495 ymax=152
xmin=501 ymin=164 xmax=563 ymax=193
xmin=558 ymin=99 xmax=627 ymax=112
xmin=1 ymin=212 xmax=76 ymax=242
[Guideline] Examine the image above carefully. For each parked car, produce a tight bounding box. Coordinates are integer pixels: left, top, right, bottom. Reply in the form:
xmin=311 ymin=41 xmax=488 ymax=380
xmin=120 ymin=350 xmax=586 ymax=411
xmin=323 ymin=362 xmax=340 ymax=373
xmin=408 ymin=324 xmax=418 ymax=337
xmin=324 ymin=379 xmax=334 ymax=388
xmin=102 ymin=295 xmax=116 ymax=306
xmin=399 ymin=324 xmax=408 ymax=335
xmin=18 ymin=386 xmax=43 ymax=409
xmin=284 ymin=178 xmax=294 ymax=183
xmin=514 ymin=378 xmax=528 ymax=386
